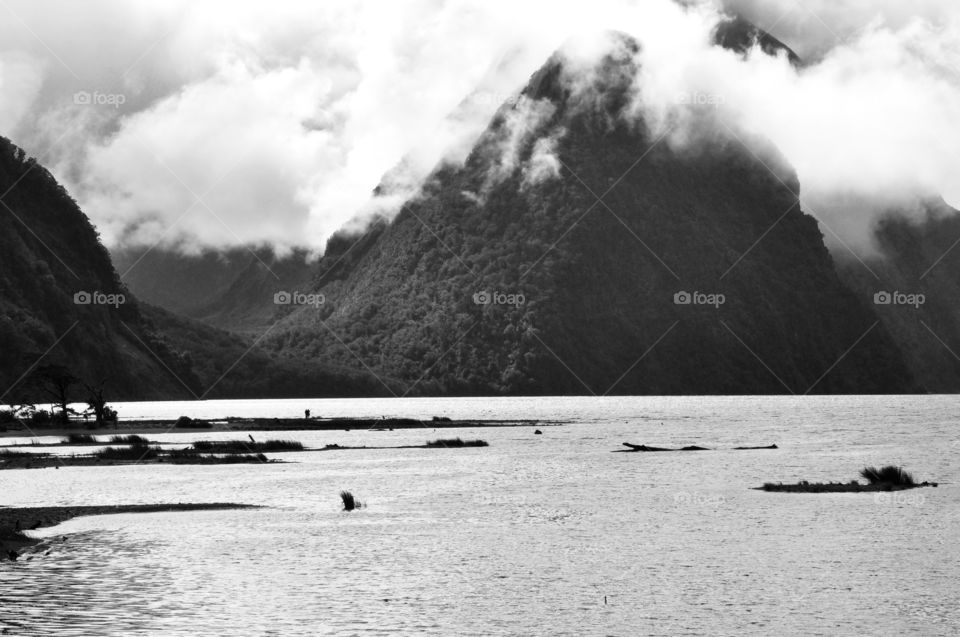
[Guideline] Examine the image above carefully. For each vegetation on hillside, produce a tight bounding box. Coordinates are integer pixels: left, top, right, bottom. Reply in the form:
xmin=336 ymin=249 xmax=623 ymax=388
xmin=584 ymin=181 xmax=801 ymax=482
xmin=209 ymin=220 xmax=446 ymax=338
xmin=258 ymin=41 xmax=915 ymax=396
xmin=0 ymin=138 xmax=199 ymax=403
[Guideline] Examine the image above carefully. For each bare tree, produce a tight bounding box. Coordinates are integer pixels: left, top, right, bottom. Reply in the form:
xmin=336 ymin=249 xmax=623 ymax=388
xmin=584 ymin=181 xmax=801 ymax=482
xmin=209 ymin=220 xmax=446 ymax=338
xmin=30 ymin=364 xmax=77 ymax=425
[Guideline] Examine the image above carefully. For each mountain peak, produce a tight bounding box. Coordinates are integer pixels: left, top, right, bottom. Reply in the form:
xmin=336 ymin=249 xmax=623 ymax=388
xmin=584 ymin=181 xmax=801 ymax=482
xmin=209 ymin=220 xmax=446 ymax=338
xmin=260 ymin=39 xmax=913 ymax=395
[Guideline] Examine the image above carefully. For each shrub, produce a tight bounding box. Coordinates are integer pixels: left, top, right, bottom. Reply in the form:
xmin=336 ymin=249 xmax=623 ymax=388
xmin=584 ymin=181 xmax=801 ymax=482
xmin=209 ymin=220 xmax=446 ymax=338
xmin=860 ymin=465 xmax=915 ymax=486
xmin=30 ymin=410 xmax=52 ymax=426
xmin=175 ymin=416 xmax=211 ymax=428
xmin=0 ymin=409 xmax=15 ymax=424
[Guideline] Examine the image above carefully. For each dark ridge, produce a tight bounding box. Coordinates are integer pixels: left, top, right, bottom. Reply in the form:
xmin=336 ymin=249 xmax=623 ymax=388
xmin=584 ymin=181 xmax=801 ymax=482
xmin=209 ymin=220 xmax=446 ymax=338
xmin=713 ymin=15 xmax=802 ymax=65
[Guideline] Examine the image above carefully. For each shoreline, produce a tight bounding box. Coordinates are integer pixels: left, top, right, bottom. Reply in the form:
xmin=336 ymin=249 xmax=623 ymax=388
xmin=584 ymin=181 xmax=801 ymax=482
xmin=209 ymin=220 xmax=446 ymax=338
xmin=0 ymin=454 xmax=285 ymax=471
xmin=0 ymin=503 xmax=260 ymax=559
xmin=0 ymin=417 xmax=558 ymax=439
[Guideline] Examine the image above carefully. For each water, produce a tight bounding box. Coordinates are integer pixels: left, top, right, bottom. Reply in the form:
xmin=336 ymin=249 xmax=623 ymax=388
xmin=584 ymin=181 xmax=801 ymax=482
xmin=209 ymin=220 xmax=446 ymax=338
xmin=1 ymin=396 xmax=958 ymax=636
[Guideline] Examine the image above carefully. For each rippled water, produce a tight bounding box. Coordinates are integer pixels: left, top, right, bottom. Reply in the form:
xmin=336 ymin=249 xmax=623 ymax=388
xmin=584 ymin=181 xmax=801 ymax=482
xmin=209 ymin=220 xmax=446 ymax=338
xmin=2 ymin=396 xmax=959 ymax=636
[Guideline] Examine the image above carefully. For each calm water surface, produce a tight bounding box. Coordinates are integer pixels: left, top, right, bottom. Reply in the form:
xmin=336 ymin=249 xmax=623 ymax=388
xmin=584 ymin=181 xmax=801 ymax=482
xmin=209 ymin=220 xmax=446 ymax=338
xmin=1 ymin=396 xmax=958 ymax=636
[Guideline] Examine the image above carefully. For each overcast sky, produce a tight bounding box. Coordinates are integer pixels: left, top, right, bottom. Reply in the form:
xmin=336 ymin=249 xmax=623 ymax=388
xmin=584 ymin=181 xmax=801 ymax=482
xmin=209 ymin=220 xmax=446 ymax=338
xmin=1 ymin=0 xmax=958 ymax=256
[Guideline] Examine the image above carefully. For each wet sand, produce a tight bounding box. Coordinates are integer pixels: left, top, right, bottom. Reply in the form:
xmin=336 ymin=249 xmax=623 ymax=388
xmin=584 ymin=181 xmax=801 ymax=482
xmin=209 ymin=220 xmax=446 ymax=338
xmin=0 ymin=503 xmax=260 ymax=558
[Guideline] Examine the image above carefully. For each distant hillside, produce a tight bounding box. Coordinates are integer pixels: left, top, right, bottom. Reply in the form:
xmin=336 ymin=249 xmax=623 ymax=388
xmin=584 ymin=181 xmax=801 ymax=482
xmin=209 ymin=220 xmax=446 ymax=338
xmin=258 ymin=36 xmax=915 ymax=395
xmin=190 ymin=251 xmax=314 ymax=336
xmin=113 ymin=247 xmax=313 ymax=335
xmin=0 ymin=137 xmax=389 ymax=403
xmin=0 ymin=137 xmax=196 ymax=401
xmin=142 ymin=304 xmax=397 ymax=398
xmin=111 ymin=248 xmax=255 ymax=315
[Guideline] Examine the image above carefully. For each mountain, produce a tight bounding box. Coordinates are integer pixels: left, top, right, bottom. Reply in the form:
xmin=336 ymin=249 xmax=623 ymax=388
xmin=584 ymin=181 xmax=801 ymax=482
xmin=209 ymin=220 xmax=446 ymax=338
xmin=258 ymin=35 xmax=916 ymax=396
xmin=111 ymin=248 xmax=255 ymax=316
xmin=107 ymin=15 xmax=801 ymax=343
xmin=836 ymin=199 xmax=960 ymax=393
xmin=0 ymin=137 xmax=389 ymax=403
xmin=112 ymin=247 xmax=313 ymax=335
xmin=0 ymin=137 xmax=196 ymax=401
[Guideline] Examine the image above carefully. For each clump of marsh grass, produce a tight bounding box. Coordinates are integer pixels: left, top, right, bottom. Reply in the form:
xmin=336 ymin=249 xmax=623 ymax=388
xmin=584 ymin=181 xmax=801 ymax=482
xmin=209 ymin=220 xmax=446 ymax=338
xmin=164 ymin=449 xmax=269 ymax=464
xmin=175 ymin=416 xmax=212 ymax=428
xmin=64 ymin=433 xmax=97 ymax=444
xmin=95 ymin=444 xmax=158 ymax=461
xmin=0 ymin=449 xmax=40 ymax=458
xmin=340 ymin=491 xmax=363 ymax=511
xmin=191 ymin=439 xmax=303 ymax=453
xmin=109 ymin=434 xmax=150 ymax=445
xmin=860 ymin=465 xmax=915 ymax=487
xmin=424 ymin=438 xmax=489 ymax=448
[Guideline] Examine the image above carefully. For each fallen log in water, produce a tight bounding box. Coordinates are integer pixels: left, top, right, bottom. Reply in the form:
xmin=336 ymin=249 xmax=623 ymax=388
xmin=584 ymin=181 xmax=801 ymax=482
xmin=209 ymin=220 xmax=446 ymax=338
xmin=615 ymin=443 xmax=778 ymax=453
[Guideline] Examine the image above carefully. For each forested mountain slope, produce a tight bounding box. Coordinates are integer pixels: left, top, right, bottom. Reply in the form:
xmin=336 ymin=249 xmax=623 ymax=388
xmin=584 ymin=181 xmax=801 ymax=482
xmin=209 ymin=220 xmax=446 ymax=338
xmin=261 ymin=36 xmax=915 ymax=395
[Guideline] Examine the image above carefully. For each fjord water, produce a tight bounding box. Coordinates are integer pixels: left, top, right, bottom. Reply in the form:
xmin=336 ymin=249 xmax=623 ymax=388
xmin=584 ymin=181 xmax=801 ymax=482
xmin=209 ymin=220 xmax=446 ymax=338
xmin=1 ymin=396 xmax=958 ymax=636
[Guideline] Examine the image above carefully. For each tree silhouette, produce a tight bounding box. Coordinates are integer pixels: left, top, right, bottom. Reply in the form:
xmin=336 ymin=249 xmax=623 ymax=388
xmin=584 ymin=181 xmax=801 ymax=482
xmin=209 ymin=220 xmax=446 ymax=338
xmin=83 ymin=379 xmax=117 ymax=428
xmin=29 ymin=364 xmax=78 ymax=424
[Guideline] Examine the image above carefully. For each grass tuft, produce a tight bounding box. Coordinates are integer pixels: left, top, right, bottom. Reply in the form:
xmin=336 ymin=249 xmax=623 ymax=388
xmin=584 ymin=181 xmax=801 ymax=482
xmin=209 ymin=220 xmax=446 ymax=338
xmin=341 ymin=490 xmax=362 ymax=511
xmin=860 ymin=465 xmax=915 ymax=486
xmin=64 ymin=433 xmax=97 ymax=444
xmin=109 ymin=435 xmax=150 ymax=445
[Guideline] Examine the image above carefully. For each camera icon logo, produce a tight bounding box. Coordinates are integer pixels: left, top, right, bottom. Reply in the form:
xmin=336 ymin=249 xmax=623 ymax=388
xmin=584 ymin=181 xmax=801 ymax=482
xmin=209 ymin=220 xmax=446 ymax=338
xmin=473 ymin=291 xmax=492 ymax=305
xmin=674 ymin=291 xmax=692 ymax=305
xmin=73 ymin=91 xmax=92 ymax=105
xmin=874 ymin=291 xmax=892 ymax=305
xmin=274 ymin=291 xmax=292 ymax=305
xmin=73 ymin=291 xmax=92 ymax=305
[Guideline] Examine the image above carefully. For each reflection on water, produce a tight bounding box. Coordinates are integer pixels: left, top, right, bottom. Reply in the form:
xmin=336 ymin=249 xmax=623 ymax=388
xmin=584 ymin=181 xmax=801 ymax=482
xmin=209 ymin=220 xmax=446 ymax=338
xmin=1 ymin=396 xmax=959 ymax=636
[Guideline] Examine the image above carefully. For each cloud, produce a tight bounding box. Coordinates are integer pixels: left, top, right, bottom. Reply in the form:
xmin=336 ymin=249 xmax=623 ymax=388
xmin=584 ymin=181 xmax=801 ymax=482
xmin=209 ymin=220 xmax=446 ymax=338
xmin=482 ymin=96 xmax=557 ymax=191
xmin=723 ymin=0 xmax=958 ymax=57
xmin=2 ymin=0 xmax=959 ymax=258
xmin=0 ymin=52 xmax=45 ymax=134
xmin=522 ymin=131 xmax=565 ymax=189
xmin=77 ymin=59 xmax=333 ymax=253
xmin=2 ymin=0 xmax=593 ymax=253
xmin=624 ymin=4 xmax=960 ymax=254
